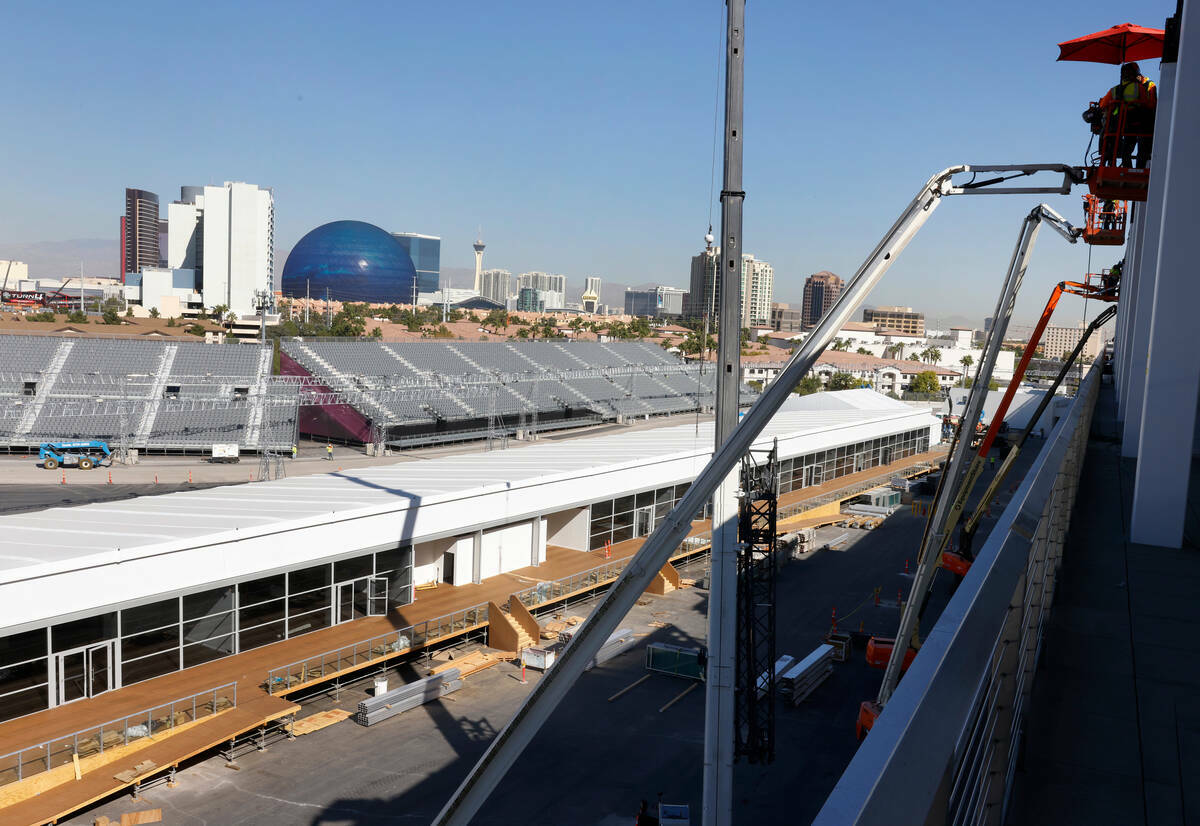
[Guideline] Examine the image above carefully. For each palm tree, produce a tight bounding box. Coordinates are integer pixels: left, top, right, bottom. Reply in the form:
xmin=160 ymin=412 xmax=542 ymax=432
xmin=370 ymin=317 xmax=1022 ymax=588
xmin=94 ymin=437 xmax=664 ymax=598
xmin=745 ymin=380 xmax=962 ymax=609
xmin=926 ymin=347 xmax=942 ymax=365
xmin=831 ymin=338 xmax=850 ymax=352
xmin=959 ymin=354 xmax=974 ymax=387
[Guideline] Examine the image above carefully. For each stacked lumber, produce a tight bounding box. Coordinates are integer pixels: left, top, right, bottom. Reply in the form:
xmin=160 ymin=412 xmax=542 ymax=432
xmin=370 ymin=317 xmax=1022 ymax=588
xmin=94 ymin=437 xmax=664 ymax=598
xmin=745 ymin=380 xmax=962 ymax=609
xmin=355 ymin=670 xmax=462 ymax=727
xmin=542 ymin=619 xmax=569 ymax=639
xmin=585 ymin=628 xmax=637 ymax=671
xmin=780 ymin=644 xmax=834 ymax=705
xmin=427 ymin=650 xmax=509 ymax=678
xmin=756 ymin=655 xmax=796 ymax=698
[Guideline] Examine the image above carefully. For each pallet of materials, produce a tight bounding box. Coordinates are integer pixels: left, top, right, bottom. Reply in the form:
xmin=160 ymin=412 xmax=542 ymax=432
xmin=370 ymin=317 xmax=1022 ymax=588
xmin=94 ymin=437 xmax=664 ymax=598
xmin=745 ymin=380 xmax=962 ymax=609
xmin=756 ymin=654 xmax=796 ymax=697
xmin=780 ymin=644 xmax=834 ymax=705
xmin=355 ymin=670 xmax=462 ymax=727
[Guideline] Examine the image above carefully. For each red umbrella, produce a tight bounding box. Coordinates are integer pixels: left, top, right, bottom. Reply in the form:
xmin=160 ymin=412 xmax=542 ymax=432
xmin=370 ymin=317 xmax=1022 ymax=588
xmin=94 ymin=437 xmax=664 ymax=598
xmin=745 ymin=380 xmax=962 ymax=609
xmin=1057 ymin=22 xmax=1164 ymax=64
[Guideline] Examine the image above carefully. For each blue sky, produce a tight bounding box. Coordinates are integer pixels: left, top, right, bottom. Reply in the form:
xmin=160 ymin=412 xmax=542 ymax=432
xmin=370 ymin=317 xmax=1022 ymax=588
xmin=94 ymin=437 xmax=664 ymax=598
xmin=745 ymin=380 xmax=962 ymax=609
xmin=0 ymin=0 xmax=1172 ymax=324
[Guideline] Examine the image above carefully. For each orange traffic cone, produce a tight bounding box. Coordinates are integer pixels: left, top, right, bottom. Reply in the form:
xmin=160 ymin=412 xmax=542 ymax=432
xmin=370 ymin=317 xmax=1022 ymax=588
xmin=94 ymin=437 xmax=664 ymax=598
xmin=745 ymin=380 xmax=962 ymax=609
xmin=107 ymin=470 xmax=112 ymax=485
xmin=154 ymin=474 xmax=158 ymax=484
xmin=60 ymin=471 xmax=66 ymax=485
xmin=188 ymin=470 xmax=192 ymax=484
xmin=831 ymin=606 xmax=838 ymax=632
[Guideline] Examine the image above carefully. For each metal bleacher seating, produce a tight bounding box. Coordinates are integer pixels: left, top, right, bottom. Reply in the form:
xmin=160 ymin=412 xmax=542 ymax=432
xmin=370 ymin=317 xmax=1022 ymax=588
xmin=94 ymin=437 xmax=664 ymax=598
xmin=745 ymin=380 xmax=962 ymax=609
xmin=0 ymin=335 xmax=288 ymax=452
xmin=277 ymin=338 xmax=757 ymax=447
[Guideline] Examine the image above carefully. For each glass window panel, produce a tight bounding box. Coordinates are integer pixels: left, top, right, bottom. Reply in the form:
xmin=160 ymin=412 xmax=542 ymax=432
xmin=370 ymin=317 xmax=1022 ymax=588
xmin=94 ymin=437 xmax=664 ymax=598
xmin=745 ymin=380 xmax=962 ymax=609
xmin=0 ymin=685 xmax=48 ymax=724
xmin=378 ymin=569 xmax=412 ymax=608
xmin=239 ymin=620 xmax=285 ymax=652
xmin=183 ymin=635 xmax=234 ymax=669
xmin=375 ymin=546 xmax=412 ymax=574
xmin=612 ymin=510 xmax=634 ymax=529
xmin=591 ymin=499 xmax=612 ymax=518
xmin=239 ymin=599 xmax=285 ymax=629
xmin=183 ymin=586 xmax=235 ymax=621
xmin=183 ymin=612 xmax=234 ymax=644
xmin=289 ymin=564 xmax=331 ymax=593
xmin=121 ymin=627 xmax=180 ymax=661
xmin=612 ymin=524 xmax=634 ymax=544
xmin=122 ymin=598 xmax=180 ymax=636
xmin=655 ymin=500 xmax=673 ymax=520
xmin=239 ymin=574 xmax=285 ymax=606
xmin=52 ymin=613 xmax=116 ymax=653
xmin=674 ymin=483 xmax=691 ymax=499
xmin=121 ymin=649 xmax=181 ymax=685
xmin=288 ymin=589 xmax=331 ymax=617
xmin=1 ymin=629 xmax=47 ymax=668
xmin=0 ymin=659 xmax=48 ymax=696
xmin=334 ymin=555 xmax=372 ymax=583
xmin=613 ymin=495 xmax=634 ymax=513
xmin=655 ymin=486 xmax=673 ymax=505
xmin=589 ymin=534 xmax=608 ymax=551
xmin=287 ymin=609 xmax=332 ymax=638
xmin=590 ymin=515 xmax=612 ymax=534
xmin=635 ymin=491 xmax=653 ymax=509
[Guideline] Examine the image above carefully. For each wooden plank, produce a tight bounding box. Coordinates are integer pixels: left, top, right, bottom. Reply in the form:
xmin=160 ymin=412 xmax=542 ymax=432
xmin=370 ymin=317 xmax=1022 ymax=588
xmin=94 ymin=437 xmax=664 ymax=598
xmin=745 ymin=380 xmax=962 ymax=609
xmin=120 ymin=809 xmax=163 ymax=825
xmin=290 ymin=709 xmax=352 ymax=736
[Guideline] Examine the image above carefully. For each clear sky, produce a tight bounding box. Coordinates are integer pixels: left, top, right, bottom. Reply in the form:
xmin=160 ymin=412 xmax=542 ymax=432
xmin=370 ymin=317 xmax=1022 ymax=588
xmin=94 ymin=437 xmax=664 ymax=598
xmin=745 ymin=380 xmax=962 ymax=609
xmin=0 ymin=0 xmax=1172 ymax=324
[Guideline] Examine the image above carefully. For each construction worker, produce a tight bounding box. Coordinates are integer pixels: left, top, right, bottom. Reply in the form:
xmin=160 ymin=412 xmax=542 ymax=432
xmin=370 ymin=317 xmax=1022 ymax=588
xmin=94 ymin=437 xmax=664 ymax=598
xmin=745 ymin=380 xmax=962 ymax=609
xmin=1096 ymin=62 xmax=1157 ymax=167
xmin=1103 ymin=259 xmax=1124 ymax=294
xmin=291 ymin=444 xmax=298 ymax=461
xmin=325 ymin=442 xmax=333 ymax=461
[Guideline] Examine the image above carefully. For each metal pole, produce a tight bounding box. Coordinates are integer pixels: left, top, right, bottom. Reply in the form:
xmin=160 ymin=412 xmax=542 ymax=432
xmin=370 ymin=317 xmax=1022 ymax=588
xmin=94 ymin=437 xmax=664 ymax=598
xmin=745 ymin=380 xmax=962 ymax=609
xmin=305 ymin=279 xmax=310 ymax=325
xmin=431 ymin=165 xmax=957 ymax=826
xmin=705 ymin=1 xmax=744 ymax=823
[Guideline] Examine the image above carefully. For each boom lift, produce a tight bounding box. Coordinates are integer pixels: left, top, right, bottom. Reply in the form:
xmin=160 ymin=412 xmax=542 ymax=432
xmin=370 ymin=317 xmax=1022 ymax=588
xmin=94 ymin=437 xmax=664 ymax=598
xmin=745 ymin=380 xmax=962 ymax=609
xmin=951 ymin=303 xmax=1118 ymax=566
xmin=431 ymin=163 xmax=1091 ymax=826
xmin=1081 ymin=194 xmax=1127 ymax=245
xmin=857 ymin=203 xmax=1093 ymax=738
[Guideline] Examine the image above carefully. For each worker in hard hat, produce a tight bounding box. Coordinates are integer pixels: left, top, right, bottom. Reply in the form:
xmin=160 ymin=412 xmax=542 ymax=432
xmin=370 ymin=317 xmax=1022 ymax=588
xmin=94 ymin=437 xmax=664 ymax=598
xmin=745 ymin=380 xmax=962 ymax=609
xmin=1095 ymin=62 xmax=1157 ymax=168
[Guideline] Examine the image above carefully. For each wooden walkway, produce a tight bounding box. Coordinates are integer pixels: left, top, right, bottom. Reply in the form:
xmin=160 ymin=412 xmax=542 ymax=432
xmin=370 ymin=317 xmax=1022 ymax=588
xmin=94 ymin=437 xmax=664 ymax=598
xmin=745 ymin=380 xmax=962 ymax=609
xmin=0 ymin=446 xmax=944 ymax=825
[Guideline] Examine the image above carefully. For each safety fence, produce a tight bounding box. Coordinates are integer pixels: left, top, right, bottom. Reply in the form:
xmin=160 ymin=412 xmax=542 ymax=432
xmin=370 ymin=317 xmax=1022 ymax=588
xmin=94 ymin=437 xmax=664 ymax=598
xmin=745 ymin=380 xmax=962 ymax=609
xmin=507 ymin=531 xmax=715 ymax=613
xmin=265 ymin=603 xmax=490 ymax=695
xmin=0 ymin=682 xmax=237 ymax=788
xmin=814 ymin=360 xmax=1100 ymax=826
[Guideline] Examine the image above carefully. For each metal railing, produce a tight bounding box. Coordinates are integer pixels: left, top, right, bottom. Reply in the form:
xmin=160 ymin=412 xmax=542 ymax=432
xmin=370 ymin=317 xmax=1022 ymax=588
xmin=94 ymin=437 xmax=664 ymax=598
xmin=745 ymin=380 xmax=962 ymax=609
xmin=814 ymin=360 xmax=1101 ymax=826
xmin=0 ymin=682 xmax=237 ymax=788
xmin=265 ymin=603 xmax=490 ymax=695
xmin=507 ymin=530 xmax=714 ymax=612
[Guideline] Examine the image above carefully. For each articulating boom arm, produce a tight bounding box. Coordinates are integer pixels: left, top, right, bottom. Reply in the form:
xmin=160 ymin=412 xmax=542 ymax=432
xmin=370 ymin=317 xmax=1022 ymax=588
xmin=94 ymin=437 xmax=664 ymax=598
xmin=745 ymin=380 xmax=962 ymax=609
xmin=958 ymin=304 xmax=1117 ymax=554
xmin=432 ymin=166 xmax=1084 ymax=826
xmin=875 ymin=204 xmax=1080 ymax=709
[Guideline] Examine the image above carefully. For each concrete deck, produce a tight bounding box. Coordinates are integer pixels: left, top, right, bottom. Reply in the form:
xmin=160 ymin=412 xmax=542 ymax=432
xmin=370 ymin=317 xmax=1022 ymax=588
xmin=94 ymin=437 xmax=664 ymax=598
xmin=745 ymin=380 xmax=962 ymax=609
xmin=1007 ymin=382 xmax=1200 ymax=825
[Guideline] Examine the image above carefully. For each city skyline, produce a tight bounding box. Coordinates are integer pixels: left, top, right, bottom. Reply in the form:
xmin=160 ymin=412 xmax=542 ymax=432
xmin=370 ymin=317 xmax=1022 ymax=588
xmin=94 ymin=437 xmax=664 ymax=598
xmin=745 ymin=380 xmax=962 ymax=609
xmin=0 ymin=0 xmax=1160 ymax=324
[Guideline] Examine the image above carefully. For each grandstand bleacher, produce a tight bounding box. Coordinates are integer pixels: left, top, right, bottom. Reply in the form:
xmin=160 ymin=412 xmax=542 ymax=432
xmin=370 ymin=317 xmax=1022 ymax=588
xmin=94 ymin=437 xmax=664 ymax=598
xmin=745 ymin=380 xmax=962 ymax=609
xmin=279 ymin=338 xmax=755 ymax=448
xmin=0 ymin=334 xmax=295 ymax=453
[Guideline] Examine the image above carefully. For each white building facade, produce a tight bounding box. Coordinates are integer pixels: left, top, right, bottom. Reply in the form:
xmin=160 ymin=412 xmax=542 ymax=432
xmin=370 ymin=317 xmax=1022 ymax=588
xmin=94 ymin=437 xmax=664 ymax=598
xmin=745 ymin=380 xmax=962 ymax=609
xmin=0 ymin=401 xmax=936 ymax=723
xmin=517 ymin=272 xmax=566 ymax=310
xmin=479 ymin=269 xmax=513 ymax=305
xmin=741 ymin=255 xmax=774 ymax=328
xmin=168 ymin=182 xmax=274 ymax=316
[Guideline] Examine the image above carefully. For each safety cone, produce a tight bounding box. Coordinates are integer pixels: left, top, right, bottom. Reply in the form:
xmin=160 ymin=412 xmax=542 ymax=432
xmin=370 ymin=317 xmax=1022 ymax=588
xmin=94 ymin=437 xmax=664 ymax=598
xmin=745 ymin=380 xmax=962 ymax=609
xmin=904 ymin=558 xmax=909 ymax=574
xmin=831 ymin=606 xmax=838 ymax=632
xmin=188 ymin=470 xmax=192 ymax=484
xmin=604 ymin=541 xmax=612 ymax=560
xmin=107 ymin=470 xmax=112 ymax=485
xmin=874 ymin=587 xmax=881 ymax=607
xmin=154 ymin=474 xmax=158 ymax=484
xmin=60 ymin=470 xmax=66 ymax=485
xmin=898 ymin=589 xmax=903 ymax=608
